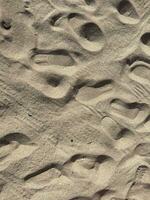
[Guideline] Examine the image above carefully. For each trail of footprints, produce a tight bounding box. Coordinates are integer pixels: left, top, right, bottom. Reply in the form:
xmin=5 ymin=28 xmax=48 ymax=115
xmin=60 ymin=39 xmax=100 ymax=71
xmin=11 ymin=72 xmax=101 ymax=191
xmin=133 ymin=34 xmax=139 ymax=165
xmin=23 ymin=141 xmax=150 ymax=197
xmin=24 ymin=153 xmax=114 ymax=188
xmin=3 ymin=0 xmax=147 ymax=105
xmin=0 ymin=0 xmax=150 ymax=199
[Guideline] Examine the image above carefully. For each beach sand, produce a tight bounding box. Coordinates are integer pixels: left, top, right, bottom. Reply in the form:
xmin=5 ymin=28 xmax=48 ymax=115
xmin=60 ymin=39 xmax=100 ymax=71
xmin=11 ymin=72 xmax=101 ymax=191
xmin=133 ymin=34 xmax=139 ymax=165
xmin=0 ymin=0 xmax=150 ymax=199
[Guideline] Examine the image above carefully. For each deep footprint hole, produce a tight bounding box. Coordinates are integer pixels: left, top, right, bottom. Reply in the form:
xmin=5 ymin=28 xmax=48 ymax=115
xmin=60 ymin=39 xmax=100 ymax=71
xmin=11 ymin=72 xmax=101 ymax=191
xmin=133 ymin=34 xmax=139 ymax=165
xmin=141 ymin=33 xmax=150 ymax=46
xmin=47 ymin=76 xmax=62 ymax=87
xmin=117 ymin=128 xmax=132 ymax=140
xmin=1 ymin=19 xmax=12 ymax=30
xmin=79 ymin=22 xmax=102 ymax=42
xmin=117 ymin=0 xmax=138 ymax=18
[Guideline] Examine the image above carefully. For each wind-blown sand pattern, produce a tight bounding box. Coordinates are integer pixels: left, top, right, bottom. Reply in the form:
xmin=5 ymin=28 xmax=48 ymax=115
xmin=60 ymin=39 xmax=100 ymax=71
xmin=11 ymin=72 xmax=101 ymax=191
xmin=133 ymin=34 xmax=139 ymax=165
xmin=0 ymin=0 xmax=150 ymax=199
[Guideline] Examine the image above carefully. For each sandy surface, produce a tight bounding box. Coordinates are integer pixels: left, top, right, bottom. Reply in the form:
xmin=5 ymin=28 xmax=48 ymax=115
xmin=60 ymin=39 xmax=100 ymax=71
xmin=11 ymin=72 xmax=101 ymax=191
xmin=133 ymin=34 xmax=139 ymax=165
xmin=0 ymin=0 xmax=150 ymax=199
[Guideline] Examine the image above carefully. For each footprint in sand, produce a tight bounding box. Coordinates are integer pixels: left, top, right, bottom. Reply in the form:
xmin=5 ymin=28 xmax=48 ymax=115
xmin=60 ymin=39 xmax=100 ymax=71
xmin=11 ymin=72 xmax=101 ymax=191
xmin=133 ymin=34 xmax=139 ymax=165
xmin=109 ymin=98 xmax=149 ymax=128
xmin=101 ymin=116 xmax=135 ymax=150
xmin=0 ymin=0 xmax=35 ymax=60
xmin=0 ymin=132 xmax=36 ymax=170
xmin=76 ymin=79 xmax=114 ymax=104
xmin=115 ymin=0 xmax=139 ymax=24
xmin=32 ymin=49 xmax=76 ymax=67
xmin=68 ymin=13 xmax=105 ymax=52
xmin=0 ymin=132 xmax=30 ymax=159
xmin=49 ymin=10 xmax=105 ymax=52
xmin=128 ymin=60 xmax=150 ymax=86
xmin=63 ymin=153 xmax=115 ymax=187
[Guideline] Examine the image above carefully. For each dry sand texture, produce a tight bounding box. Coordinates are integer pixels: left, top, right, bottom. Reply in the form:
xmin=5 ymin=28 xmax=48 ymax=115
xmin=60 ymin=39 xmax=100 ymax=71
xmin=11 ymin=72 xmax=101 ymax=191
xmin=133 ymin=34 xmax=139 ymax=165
xmin=0 ymin=0 xmax=150 ymax=199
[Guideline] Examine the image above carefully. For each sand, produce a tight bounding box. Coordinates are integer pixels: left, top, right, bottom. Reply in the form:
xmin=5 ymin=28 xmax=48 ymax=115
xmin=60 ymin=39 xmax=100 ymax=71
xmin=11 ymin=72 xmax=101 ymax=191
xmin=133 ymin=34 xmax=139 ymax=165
xmin=0 ymin=0 xmax=150 ymax=199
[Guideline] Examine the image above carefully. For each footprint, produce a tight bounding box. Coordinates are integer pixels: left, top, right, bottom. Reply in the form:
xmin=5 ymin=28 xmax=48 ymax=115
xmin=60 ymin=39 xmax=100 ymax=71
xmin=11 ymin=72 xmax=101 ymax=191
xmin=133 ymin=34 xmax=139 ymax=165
xmin=24 ymin=163 xmax=62 ymax=188
xmin=101 ymin=116 xmax=135 ymax=149
xmin=117 ymin=0 xmax=138 ymax=18
xmin=69 ymin=154 xmax=96 ymax=169
xmin=111 ymin=99 xmax=140 ymax=119
xmin=129 ymin=61 xmax=150 ymax=86
xmin=78 ymin=22 xmax=104 ymax=52
xmin=116 ymin=131 xmax=135 ymax=150
xmin=63 ymin=153 xmax=114 ymax=186
xmin=0 ymin=132 xmax=31 ymax=160
xmin=110 ymin=99 xmax=149 ymax=126
xmin=0 ymin=16 xmax=35 ymax=60
xmin=32 ymin=49 xmax=75 ymax=67
xmin=1 ymin=19 xmax=12 ymax=30
xmin=101 ymin=117 xmax=122 ymax=140
xmin=0 ymin=132 xmax=30 ymax=145
xmin=116 ymin=0 xmax=139 ymax=24
xmin=95 ymin=155 xmax=115 ymax=185
xmin=24 ymin=69 xmax=73 ymax=104
xmin=49 ymin=11 xmax=104 ymax=52
xmin=76 ymin=79 xmax=113 ymax=104
xmin=68 ymin=13 xmax=104 ymax=52
xmin=79 ymin=22 xmax=102 ymax=42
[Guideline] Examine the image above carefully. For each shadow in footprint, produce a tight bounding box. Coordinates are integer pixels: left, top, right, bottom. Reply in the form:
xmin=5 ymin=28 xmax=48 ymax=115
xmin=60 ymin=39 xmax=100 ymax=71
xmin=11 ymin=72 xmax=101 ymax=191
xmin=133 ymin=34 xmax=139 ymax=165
xmin=141 ymin=33 xmax=150 ymax=46
xmin=24 ymin=162 xmax=62 ymax=188
xmin=0 ymin=133 xmax=30 ymax=147
xmin=117 ymin=0 xmax=138 ymax=18
xmin=79 ymin=22 xmax=102 ymax=42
